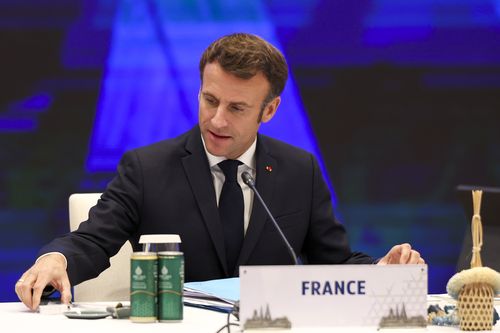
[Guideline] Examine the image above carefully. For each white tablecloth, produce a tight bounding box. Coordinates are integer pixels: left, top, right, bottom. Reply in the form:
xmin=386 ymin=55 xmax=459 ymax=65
xmin=1 ymin=299 xmax=499 ymax=333
xmin=0 ymin=302 xmax=228 ymax=333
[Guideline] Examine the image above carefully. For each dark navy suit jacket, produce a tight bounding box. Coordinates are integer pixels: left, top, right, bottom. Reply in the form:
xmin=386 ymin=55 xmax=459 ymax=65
xmin=40 ymin=126 xmax=374 ymax=285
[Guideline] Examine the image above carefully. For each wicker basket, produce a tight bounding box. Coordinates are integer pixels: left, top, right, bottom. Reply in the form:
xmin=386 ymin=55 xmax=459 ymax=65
xmin=457 ymin=282 xmax=494 ymax=331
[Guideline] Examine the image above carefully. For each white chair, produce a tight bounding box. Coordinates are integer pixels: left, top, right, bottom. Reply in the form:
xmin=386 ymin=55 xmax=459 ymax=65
xmin=68 ymin=193 xmax=132 ymax=302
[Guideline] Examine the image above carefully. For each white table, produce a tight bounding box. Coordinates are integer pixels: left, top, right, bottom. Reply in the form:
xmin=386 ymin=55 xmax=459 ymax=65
xmin=1 ymin=300 xmax=499 ymax=333
xmin=0 ymin=302 xmax=228 ymax=333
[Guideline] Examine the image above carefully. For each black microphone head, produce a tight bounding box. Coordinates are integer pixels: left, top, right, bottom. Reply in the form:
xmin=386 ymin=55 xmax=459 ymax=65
xmin=241 ymin=171 xmax=255 ymax=186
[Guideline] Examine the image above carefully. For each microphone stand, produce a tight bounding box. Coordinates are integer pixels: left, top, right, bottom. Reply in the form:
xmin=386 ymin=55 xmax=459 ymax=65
xmin=242 ymin=171 xmax=299 ymax=265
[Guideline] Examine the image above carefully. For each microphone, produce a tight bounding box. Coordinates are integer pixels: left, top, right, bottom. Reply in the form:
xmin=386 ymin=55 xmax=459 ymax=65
xmin=241 ymin=171 xmax=299 ymax=265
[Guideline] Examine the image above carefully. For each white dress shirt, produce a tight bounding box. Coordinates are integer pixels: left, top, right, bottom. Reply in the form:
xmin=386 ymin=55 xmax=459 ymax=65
xmin=202 ymin=136 xmax=256 ymax=234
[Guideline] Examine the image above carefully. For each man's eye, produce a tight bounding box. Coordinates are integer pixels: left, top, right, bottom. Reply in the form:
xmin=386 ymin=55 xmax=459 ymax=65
xmin=230 ymin=106 xmax=243 ymax=112
xmin=205 ymin=97 xmax=217 ymax=105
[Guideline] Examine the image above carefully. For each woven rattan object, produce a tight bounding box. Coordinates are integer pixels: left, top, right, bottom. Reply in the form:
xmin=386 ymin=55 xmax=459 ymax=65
xmin=457 ymin=282 xmax=494 ymax=331
xmin=446 ymin=190 xmax=500 ymax=331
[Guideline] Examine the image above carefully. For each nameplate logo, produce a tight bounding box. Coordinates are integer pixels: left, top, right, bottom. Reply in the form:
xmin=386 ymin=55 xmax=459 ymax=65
xmin=240 ymin=265 xmax=427 ymax=329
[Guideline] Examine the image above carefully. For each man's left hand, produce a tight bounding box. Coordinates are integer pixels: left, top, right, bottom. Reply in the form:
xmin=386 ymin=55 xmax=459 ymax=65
xmin=377 ymin=243 xmax=425 ymax=265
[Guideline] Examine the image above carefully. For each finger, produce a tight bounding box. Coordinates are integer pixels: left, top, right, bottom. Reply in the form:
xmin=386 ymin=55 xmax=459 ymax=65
xmin=398 ymin=243 xmax=412 ymax=264
xmin=385 ymin=245 xmax=400 ymax=264
xmin=377 ymin=245 xmax=399 ymax=265
xmin=406 ymin=250 xmax=421 ymax=264
xmin=30 ymin=270 xmax=53 ymax=311
xmin=418 ymin=257 xmax=425 ymax=264
xmin=31 ymin=282 xmax=46 ymax=310
xmin=19 ymin=272 xmax=37 ymax=310
xmin=59 ymin=274 xmax=72 ymax=305
xmin=14 ymin=272 xmax=29 ymax=300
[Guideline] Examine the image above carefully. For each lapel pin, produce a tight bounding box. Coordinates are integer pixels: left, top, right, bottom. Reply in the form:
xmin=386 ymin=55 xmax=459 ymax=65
xmin=265 ymin=165 xmax=273 ymax=172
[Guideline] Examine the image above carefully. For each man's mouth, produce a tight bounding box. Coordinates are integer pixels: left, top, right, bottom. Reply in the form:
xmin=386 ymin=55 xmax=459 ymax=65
xmin=209 ymin=130 xmax=231 ymax=140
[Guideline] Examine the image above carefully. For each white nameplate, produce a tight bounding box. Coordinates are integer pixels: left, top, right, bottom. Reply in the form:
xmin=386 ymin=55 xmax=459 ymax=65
xmin=240 ymin=265 xmax=427 ymax=330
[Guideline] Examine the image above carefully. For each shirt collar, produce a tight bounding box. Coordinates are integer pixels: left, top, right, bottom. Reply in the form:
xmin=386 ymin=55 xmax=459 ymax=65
xmin=201 ymin=135 xmax=257 ymax=170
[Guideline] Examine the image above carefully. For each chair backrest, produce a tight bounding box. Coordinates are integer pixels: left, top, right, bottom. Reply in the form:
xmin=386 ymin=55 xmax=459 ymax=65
xmin=69 ymin=193 xmax=132 ymax=302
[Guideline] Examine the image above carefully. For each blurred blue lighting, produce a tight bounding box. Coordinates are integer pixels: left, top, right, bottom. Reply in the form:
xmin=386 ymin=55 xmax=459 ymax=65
xmin=22 ymin=93 xmax=52 ymax=111
xmin=86 ymin=0 xmax=326 ymax=189
xmin=0 ymin=119 xmax=37 ymax=132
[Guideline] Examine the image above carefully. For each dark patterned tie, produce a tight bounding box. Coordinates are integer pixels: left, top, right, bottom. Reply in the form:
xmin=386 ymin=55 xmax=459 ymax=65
xmin=218 ymin=159 xmax=244 ymax=275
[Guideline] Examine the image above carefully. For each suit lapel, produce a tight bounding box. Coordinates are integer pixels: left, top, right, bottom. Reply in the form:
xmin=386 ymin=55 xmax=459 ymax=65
xmin=237 ymin=136 xmax=276 ymax=269
xmin=181 ymin=127 xmax=228 ymax=276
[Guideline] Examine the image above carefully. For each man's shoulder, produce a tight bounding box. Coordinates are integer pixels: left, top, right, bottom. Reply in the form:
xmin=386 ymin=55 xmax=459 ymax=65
xmin=258 ymin=133 xmax=313 ymax=161
xmin=129 ymin=127 xmax=195 ymax=158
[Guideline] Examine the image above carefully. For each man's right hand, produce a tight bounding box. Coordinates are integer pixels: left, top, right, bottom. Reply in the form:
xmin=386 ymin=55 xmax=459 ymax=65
xmin=14 ymin=254 xmax=72 ymax=311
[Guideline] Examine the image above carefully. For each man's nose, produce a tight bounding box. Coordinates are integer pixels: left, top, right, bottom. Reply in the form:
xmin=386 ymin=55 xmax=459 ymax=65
xmin=211 ymin=107 xmax=228 ymax=128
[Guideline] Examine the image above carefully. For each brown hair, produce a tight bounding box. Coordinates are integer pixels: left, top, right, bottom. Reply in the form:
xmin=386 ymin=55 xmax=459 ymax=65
xmin=199 ymin=33 xmax=288 ymax=105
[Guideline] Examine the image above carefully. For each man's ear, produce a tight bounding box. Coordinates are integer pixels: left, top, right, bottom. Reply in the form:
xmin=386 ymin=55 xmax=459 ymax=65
xmin=261 ymin=96 xmax=281 ymax=123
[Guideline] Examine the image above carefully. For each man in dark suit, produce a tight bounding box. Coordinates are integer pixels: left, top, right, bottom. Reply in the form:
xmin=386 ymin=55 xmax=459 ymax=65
xmin=16 ymin=33 xmax=424 ymax=310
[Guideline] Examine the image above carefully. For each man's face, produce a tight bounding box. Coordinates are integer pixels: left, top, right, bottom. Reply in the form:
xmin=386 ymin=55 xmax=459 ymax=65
xmin=199 ymin=62 xmax=280 ymax=159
